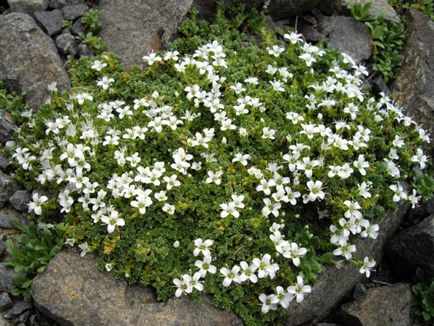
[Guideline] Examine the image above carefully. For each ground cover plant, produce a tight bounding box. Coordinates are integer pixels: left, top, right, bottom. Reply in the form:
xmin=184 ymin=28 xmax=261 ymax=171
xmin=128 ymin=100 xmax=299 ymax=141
xmin=4 ymin=5 xmax=433 ymax=325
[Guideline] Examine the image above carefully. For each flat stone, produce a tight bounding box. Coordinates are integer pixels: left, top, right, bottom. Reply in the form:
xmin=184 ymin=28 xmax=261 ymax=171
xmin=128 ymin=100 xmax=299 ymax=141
xmin=0 ymin=13 xmax=70 ymax=111
xmin=32 ymin=250 xmax=243 ymax=326
xmin=387 ymin=214 xmax=434 ymax=277
xmin=61 ymin=3 xmax=87 ymax=20
xmin=319 ymin=15 xmax=372 ymax=62
xmin=55 ymin=32 xmax=78 ymax=57
xmin=0 ymin=110 xmax=18 ymax=145
xmin=339 ymin=283 xmax=412 ymax=326
xmin=7 ymin=0 xmax=48 ymax=14
xmin=0 ymin=208 xmax=25 ymax=229
xmin=34 ymin=9 xmax=64 ymax=36
xmin=0 ymin=171 xmax=19 ymax=208
xmin=98 ymin=0 xmax=193 ymax=68
xmin=9 ymin=190 xmax=31 ymax=213
xmin=392 ymin=9 xmax=434 ymax=155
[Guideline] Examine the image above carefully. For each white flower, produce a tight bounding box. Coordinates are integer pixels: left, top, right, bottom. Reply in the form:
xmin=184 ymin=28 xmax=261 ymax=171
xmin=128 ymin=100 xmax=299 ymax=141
xmin=333 ymin=243 xmax=356 ymax=260
xmin=262 ymin=127 xmax=276 ymax=140
xmin=287 ymin=276 xmax=311 ymax=303
xmin=353 ymin=155 xmax=369 ymax=175
xmin=101 ymin=209 xmax=125 ymax=233
xmin=284 ymin=32 xmax=303 ymax=44
xmin=28 ymin=193 xmax=48 ymax=215
xmin=275 ymin=286 xmax=293 ymax=308
xmin=259 ymin=293 xmax=278 ymax=313
xmin=143 ymin=52 xmax=162 ymax=65
xmin=282 ymin=243 xmax=307 ymax=267
xmin=231 ymin=194 xmax=245 ymax=209
xmin=389 ymin=184 xmax=407 ymax=202
xmin=220 ymin=201 xmax=240 ymax=218
xmin=232 ymin=153 xmax=251 ymax=166
xmin=267 ymin=45 xmax=285 ymax=57
xmin=91 ymin=60 xmax=107 ymax=71
xmin=306 ymin=180 xmax=325 ymax=202
xmin=97 ymin=76 xmax=115 ymax=90
xmin=173 ymin=274 xmax=193 ymax=297
xmin=411 ymin=148 xmax=428 ymax=170
xmin=220 ymin=265 xmax=241 ymax=287
xmin=162 ymin=203 xmax=175 ymax=215
xmin=193 ymin=238 xmax=214 ymax=257
xmin=359 ymin=257 xmax=376 ymax=278
xmin=195 ymin=256 xmax=217 ymax=277
xmin=239 ymin=261 xmax=258 ymax=283
xmin=252 ymin=254 xmax=279 ymax=279
xmin=262 ymin=198 xmax=281 ymax=217
xmin=205 ymin=170 xmax=223 ymax=185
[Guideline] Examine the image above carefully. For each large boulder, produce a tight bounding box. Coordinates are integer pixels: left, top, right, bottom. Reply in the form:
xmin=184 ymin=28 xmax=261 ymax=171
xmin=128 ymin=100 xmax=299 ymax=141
xmin=387 ymin=214 xmax=434 ymax=277
xmin=98 ymin=0 xmax=194 ymax=68
xmin=339 ymin=283 xmax=412 ymax=326
xmin=32 ymin=249 xmax=243 ymax=326
xmin=0 ymin=13 xmax=70 ymax=111
xmin=392 ymin=9 xmax=434 ymax=154
xmin=32 ymin=204 xmax=408 ymax=325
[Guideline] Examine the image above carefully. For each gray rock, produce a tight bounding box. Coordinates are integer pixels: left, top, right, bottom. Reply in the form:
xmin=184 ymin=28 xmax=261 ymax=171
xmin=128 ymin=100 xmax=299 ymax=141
xmin=77 ymin=43 xmax=93 ymax=57
xmin=0 ymin=292 xmax=13 ymax=312
xmin=16 ymin=310 xmax=31 ymax=323
xmin=353 ymin=283 xmax=367 ymax=300
xmin=34 ymin=9 xmax=64 ymax=36
xmin=0 ymin=240 xmax=6 ymax=257
xmin=405 ymin=196 xmax=434 ymax=225
xmin=48 ymin=0 xmax=83 ymax=9
xmin=282 ymin=204 xmax=409 ymax=325
xmin=387 ymin=214 xmax=434 ymax=277
xmin=98 ymin=0 xmax=193 ymax=68
xmin=0 ymin=208 xmax=24 ymax=229
xmin=55 ymin=32 xmax=78 ymax=57
xmin=0 ymin=13 xmax=70 ymax=111
xmin=9 ymin=190 xmax=31 ymax=213
xmin=0 ymin=171 xmax=19 ymax=208
xmin=4 ymin=301 xmax=32 ymax=320
xmin=0 ymin=264 xmax=15 ymax=292
xmin=339 ymin=283 xmax=412 ymax=326
xmin=7 ymin=0 xmax=48 ymax=13
xmin=32 ymin=250 xmax=243 ymax=326
xmin=71 ymin=18 xmax=85 ymax=36
xmin=340 ymin=0 xmax=400 ymax=23
xmin=0 ymin=110 xmax=18 ymax=145
xmin=61 ymin=3 xmax=87 ymax=20
xmin=320 ymin=15 xmax=372 ymax=62
xmin=0 ymin=153 xmax=12 ymax=173
xmin=392 ymin=9 xmax=434 ymax=155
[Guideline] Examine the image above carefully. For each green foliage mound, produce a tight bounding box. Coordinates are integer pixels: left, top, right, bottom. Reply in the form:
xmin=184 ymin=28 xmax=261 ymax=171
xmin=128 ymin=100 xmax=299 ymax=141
xmin=6 ymin=6 xmax=433 ymax=325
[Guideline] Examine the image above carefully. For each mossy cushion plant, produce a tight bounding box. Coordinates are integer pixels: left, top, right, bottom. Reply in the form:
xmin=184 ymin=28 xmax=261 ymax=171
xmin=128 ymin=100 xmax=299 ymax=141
xmin=6 ymin=6 xmax=433 ymax=325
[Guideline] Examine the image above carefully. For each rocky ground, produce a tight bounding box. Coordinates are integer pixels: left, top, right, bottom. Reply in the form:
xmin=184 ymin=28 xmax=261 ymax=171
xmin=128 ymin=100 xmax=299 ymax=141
xmin=0 ymin=0 xmax=433 ymax=325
